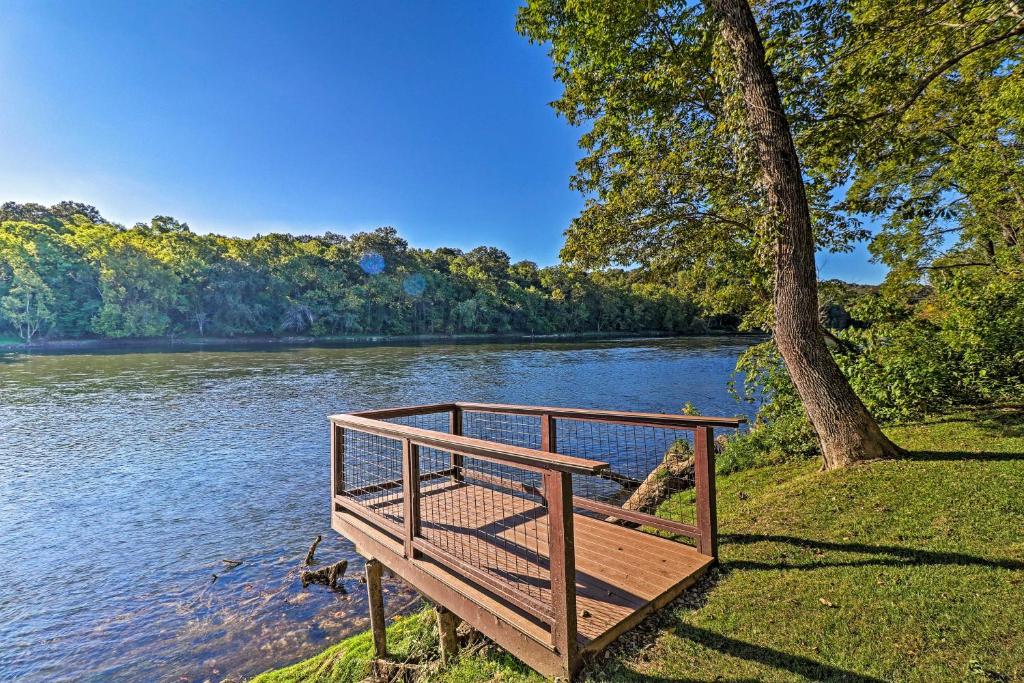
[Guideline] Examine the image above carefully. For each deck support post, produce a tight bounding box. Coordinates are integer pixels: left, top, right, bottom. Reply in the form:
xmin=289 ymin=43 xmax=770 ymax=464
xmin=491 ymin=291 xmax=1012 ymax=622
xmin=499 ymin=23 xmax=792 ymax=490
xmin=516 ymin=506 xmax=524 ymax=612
xmin=540 ymin=414 xmax=556 ymax=501
xmin=544 ymin=469 xmax=578 ymax=680
xmin=365 ymin=558 xmax=387 ymax=658
xmin=540 ymin=413 xmax=557 ymax=452
xmin=435 ymin=605 xmax=461 ymax=665
xmin=693 ymin=426 xmax=718 ymax=559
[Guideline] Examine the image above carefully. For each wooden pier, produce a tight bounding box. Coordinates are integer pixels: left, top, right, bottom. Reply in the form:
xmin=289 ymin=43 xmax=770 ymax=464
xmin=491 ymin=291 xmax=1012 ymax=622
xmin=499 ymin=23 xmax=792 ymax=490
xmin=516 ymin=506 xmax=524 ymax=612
xmin=329 ymin=402 xmax=744 ymax=680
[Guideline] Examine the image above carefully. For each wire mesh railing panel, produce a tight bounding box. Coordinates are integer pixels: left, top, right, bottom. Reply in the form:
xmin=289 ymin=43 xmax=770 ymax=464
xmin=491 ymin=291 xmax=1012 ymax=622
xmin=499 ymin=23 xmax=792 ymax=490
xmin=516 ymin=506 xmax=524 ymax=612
xmin=338 ymin=428 xmax=405 ymax=528
xmin=555 ymin=419 xmax=699 ymax=530
xmin=459 ymin=410 xmax=545 ymax=491
xmin=461 ymin=410 xmax=542 ymax=449
xmin=416 ymin=445 xmax=552 ymax=611
xmin=383 ymin=411 xmax=452 ymax=433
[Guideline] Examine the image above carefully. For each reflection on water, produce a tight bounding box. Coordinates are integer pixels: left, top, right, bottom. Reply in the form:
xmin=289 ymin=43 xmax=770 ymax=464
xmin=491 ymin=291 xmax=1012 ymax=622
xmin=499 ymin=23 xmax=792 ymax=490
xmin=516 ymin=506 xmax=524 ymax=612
xmin=0 ymin=336 xmax=757 ymax=682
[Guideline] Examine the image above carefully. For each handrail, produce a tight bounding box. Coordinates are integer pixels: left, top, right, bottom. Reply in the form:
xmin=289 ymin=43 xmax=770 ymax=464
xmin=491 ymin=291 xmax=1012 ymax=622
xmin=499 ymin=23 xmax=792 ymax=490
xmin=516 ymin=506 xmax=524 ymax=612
xmin=351 ymin=403 xmax=457 ymax=420
xmin=330 ymin=413 xmax=609 ymax=475
xmin=455 ymin=402 xmax=746 ymax=429
xmin=346 ymin=401 xmax=746 ymax=429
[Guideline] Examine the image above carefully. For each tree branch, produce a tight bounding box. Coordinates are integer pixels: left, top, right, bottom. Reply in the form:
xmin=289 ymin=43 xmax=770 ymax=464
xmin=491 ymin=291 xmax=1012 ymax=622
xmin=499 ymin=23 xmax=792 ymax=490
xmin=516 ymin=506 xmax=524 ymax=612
xmin=922 ymin=261 xmax=993 ymax=270
xmin=864 ymin=20 xmax=1024 ymax=125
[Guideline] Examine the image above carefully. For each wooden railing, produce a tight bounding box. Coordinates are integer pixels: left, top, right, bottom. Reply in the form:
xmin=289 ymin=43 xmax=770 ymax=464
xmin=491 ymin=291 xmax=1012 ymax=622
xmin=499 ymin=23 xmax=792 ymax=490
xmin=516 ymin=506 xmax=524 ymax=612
xmin=451 ymin=402 xmax=743 ymax=557
xmin=330 ymin=402 xmax=744 ymax=653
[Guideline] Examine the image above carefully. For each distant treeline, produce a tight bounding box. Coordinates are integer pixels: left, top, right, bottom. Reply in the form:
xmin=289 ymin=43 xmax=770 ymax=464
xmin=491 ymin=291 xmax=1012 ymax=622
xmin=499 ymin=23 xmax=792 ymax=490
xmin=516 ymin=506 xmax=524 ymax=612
xmin=0 ymin=201 xmax=725 ymax=342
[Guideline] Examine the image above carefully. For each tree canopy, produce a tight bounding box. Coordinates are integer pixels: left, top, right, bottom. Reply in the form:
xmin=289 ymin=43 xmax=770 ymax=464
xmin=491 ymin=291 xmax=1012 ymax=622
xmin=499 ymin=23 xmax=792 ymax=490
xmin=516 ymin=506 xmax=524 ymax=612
xmin=517 ymin=0 xmax=1023 ymax=320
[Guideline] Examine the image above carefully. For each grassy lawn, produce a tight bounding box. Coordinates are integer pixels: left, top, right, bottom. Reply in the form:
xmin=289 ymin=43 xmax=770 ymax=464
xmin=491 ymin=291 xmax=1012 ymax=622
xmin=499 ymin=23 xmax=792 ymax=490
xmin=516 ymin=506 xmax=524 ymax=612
xmin=254 ymin=408 xmax=1024 ymax=682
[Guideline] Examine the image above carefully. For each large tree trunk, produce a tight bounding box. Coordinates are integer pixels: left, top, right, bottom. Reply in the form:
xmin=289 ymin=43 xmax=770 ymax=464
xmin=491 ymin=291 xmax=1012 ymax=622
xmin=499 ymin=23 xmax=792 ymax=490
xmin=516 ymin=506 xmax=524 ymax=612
xmin=707 ymin=0 xmax=903 ymax=469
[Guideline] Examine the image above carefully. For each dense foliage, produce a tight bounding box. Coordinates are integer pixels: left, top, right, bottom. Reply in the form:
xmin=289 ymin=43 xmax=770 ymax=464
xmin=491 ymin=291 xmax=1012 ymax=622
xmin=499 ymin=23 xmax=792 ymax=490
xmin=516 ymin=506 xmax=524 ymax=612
xmin=0 ymin=202 xmax=714 ymax=342
xmin=515 ymin=0 xmax=869 ymax=330
xmin=726 ymin=261 xmax=1024 ymax=469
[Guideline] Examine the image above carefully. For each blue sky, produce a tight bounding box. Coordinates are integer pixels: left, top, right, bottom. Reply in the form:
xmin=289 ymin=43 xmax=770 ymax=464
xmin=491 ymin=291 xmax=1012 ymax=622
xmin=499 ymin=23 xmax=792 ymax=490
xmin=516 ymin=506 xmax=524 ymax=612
xmin=0 ymin=0 xmax=884 ymax=283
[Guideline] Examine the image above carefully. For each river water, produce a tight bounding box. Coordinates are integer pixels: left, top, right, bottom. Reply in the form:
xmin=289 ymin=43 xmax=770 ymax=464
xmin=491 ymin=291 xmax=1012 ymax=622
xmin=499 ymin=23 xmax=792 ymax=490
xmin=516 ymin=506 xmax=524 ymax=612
xmin=0 ymin=336 xmax=757 ymax=682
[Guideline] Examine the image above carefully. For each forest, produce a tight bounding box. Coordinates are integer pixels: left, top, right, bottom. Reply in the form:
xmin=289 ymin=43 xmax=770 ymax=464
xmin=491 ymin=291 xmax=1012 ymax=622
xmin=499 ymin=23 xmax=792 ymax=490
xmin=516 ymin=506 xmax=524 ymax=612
xmin=0 ymin=201 xmax=714 ymax=342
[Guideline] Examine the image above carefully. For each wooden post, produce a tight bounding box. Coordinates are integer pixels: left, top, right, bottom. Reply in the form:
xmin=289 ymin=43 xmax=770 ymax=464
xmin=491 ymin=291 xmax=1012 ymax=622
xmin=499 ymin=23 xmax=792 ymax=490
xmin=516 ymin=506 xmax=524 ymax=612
xmin=402 ymin=438 xmax=421 ymax=559
xmin=365 ymin=558 xmax=387 ymax=657
xmin=540 ymin=413 xmax=557 ymax=452
xmin=450 ymin=406 xmax=464 ymax=480
xmin=693 ymin=426 xmax=718 ymax=559
xmin=435 ymin=605 xmax=461 ymax=665
xmin=540 ymin=414 xmax=556 ymax=501
xmin=331 ymin=422 xmax=345 ymax=499
xmin=544 ymin=469 xmax=578 ymax=679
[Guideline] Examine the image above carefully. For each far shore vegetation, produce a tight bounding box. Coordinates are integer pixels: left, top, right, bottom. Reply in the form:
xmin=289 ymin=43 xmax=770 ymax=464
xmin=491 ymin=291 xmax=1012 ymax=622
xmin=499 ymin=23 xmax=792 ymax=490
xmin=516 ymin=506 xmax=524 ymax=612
xmin=0 ymin=202 xmax=724 ymax=347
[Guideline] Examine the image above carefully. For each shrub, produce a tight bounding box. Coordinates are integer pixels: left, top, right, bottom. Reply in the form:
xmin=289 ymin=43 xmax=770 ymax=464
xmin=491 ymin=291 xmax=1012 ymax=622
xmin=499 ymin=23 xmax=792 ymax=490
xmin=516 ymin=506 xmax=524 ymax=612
xmin=719 ymin=341 xmax=819 ymax=474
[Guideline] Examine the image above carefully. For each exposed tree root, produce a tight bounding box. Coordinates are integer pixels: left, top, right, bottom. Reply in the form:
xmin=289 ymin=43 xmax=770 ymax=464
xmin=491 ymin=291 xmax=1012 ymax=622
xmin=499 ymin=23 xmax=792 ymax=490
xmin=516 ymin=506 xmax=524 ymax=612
xmin=301 ymin=559 xmax=348 ymax=590
xmin=608 ymin=440 xmax=694 ymax=523
xmin=304 ymin=534 xmax=322 ymax=566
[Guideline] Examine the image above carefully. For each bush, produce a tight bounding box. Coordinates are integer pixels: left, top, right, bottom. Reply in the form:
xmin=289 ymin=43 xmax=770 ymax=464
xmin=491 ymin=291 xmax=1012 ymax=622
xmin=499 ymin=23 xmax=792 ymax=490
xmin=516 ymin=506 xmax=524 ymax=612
xmin=833 ymin=321 xmax=960 ymax=422
xmin=833 ymin=268 xmax=1024 ymax=422
xmin=724 ymin=262 xmax=1024 ymax=472
xmin=719 ymin=341 xmax=819 ymax=474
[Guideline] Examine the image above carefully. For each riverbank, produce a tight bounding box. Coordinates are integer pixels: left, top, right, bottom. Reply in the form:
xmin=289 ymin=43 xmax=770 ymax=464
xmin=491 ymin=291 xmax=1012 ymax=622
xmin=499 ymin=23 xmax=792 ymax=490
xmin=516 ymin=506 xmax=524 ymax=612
xmin=0 ymin=330 xmax=756 ymax=354
xmin=254 ymin=407 xmax=1024 ymax=682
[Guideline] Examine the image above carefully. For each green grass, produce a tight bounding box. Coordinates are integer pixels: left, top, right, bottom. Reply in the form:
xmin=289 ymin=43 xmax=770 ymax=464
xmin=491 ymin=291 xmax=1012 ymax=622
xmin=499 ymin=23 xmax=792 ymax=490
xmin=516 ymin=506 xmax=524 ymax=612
xmin=253 ymin=608 xmax=440 ymax=683
xmin=254 ymin=408 xmax=1024 ymax=682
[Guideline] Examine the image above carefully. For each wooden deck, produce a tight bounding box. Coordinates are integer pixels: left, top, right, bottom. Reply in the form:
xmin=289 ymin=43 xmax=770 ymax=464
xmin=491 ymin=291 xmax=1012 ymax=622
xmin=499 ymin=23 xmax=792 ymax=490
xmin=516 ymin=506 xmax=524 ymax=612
xmin=335 ymin=479 xmax=713 ymax=652
xmin=329 ymin=403 xmax=743 ymax=680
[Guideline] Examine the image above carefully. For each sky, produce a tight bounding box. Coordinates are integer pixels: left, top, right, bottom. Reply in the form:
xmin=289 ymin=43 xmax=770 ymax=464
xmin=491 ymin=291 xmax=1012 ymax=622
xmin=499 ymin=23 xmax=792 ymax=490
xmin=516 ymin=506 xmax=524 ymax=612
xmin=0 ymin=0 xmax=885 ymax=283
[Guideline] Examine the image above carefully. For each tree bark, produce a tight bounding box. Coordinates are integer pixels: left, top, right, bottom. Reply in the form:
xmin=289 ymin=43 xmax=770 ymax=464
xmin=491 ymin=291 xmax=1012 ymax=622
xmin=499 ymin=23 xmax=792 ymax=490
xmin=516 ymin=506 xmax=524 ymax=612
xmin=706 ymin=0 xmax=903 ymax=469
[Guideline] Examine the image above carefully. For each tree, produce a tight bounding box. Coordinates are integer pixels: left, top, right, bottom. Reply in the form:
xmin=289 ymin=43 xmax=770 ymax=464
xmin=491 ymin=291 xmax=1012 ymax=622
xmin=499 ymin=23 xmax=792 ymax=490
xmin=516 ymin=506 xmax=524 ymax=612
xmin=710 ymin=0 xmax=903 ymax=467
xmin=0 ymin=258 xmax=54 ymax=342
xmin=85 ymin=230 xmax=180 ymax=338
xmin=50 ymin=201 xmax=105 ymax=225
xmin=518 ymin=0 xmax=901 ymax=468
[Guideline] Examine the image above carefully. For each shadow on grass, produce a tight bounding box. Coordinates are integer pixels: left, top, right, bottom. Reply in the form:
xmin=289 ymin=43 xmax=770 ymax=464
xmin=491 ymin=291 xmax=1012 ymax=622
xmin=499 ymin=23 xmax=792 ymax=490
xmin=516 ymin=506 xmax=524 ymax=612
xmin=584 ymin=572 xmax=886 ymax=683
xmin=906 ymin=406 xmax=1024 ymax=439
xmin=589 ymin=615 xmax=885 ymax=682
xmin=589 ymin=635 xmax=885 ymax=683
xmin=721 ymin=534 xmax=1024 ymax=571
xmin=976 ymin=406 xmax=1024 ymax=438
xmin=665 ymin=623 xmax=887 ymax=682
xmin=908 ymin=449 xmax=1023 ymax=462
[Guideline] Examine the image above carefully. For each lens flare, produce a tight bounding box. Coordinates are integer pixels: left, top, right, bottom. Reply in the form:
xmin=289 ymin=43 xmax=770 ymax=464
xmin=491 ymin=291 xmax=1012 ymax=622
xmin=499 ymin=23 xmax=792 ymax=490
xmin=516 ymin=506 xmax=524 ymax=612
xmin=359 ymin=252 xmax=385 ymax=275
xmin=402 ymin=273 xmax=427 ymax=296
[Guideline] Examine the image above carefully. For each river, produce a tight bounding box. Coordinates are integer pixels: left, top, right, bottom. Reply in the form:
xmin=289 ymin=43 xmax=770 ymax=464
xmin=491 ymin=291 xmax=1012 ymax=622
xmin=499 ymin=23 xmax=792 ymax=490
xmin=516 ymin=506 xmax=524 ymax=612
xmin=0 ymin=336 xmax=758 ymax=682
